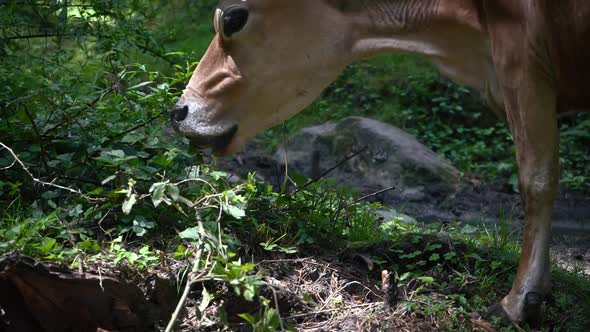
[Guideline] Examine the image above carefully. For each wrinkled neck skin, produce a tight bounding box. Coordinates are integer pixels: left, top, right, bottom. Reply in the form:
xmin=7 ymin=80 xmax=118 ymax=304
xmin=350 ymin=0 xmax=478 ymax=54
xmin=332 ymin=0 xmax=498 ymax=104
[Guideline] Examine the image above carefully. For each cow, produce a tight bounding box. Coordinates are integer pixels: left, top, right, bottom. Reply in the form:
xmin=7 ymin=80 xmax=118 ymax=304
xmin=170 ymin=0 xmax=590 ymax=324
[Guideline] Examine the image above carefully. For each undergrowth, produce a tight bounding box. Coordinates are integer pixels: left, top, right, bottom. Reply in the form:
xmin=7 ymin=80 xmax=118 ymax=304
xmin=0 ymin=1 xmax=589 ymax=331
xmin=2 ymin=161 xmax=589 ymax=330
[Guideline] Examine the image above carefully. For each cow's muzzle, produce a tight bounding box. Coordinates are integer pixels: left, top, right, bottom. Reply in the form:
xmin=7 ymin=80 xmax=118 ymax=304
xmin=170 ymin=103 xmax=238 ymax=152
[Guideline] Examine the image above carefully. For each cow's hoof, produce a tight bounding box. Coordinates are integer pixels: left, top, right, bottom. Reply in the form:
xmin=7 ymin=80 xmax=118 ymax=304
xmin=484 ymin=292 xmax=545 ymax=326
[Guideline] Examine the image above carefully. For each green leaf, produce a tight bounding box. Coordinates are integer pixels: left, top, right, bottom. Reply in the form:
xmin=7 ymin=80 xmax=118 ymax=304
xmin=79 ymin=238 xmax=100 ymax=252
xmin=121 ymin=132 xmax=146 ymax=144
xmin=167 ymin=184 xmax=180 ymax=201
xmin=460 ymin=224 xmax=478 ymax=234
xmin=425 ymin=243 xmax=443 ymax=251
xmin=128 ymin=81 xmax=153 ymax=90
xmin=418 ymin=276 xmax=435 ymax=284
xmin=240 ymin=263 xmax=256 ymax=272
xmin=101 ymin=175 xmax=117 ymax=185
xmin=209 ymin=171 xmax=227 ymax=180
xmin=174 ymin=244 xmax=189 ymax=259
xmin=398 ymin=272 xmax=412 ymax=281
xmin=86 ymin=187 xmax=104 ymax=196
xmin=443 ymin=252 xmax=457 ymax=260
xmin=139 ymin=246 xmax=151 ymax=255
xmin=179 ymin=227 xmax=199 ymax=240
xmin=263 ymin=308 xmax=281 ymax=330
xmin=150 ymin=182 xmax=167 ymax=207
xmin=198 ymin=288 xmax=211 ymax=312
xmin=238 ymin=313 xmax=257 ymax=325
xmin=226 ymin=205 xmax=245 ymax=219
xmin=133 ymin=224 xmax=147 ymax=236
xmin=34 ymin=238 xmax=57 ymax=254
xmin=289 ymin=172 xmax=309 ymax=186
xmin=243 ymin=284 xmax=256 ymax=302
xmin=122 ymin=194 xmax=137 ymax=214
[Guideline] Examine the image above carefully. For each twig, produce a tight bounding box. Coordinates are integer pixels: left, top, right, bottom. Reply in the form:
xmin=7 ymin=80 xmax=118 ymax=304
xmin=42 ymin=87 xmax=115 ymax=136
xmin=2 ymin=32 xmax=77 ymax=41
xmin=307 ymin=145 xmax=368 ymax=187
xmin=21 ymin=103 xmax=49 ymax=170
xmin=1 ymin=160 xmax=16 ymax=171
xmin=97 ymin=209 xmax=113 ymax=236
xmin=354 ymin=185 xmax=397 ymax=203
xmin=165 ymin=186 xmax=226 ymax=331
xmin=281 ymin=122 xmax=290 ymax=190
xmin=291 ymin=146 xmax=368 ymax=195
xmin=318 ymin=281 xmax=364 ymax=312
xmin=165 ymin=246 xmax=204 ymax=332
xmin=0 ymin=142 xmax=99 ymax=201
xmin=284 ymin=303 xmax=376 ymax=320
xmin=267 ymin=284 xmax=286 ymax=331
xmin=133 ymin=42 xmax=176 ymax=65
xmin=108 ymin=110 xmax=167 ymax=141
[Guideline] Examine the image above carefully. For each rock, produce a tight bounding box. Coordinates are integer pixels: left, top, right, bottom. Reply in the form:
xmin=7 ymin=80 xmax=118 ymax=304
xmin=275 ymin=117 xmax=463 ymax=202
xmin=215 ymin=118 xmax=589 ymax=232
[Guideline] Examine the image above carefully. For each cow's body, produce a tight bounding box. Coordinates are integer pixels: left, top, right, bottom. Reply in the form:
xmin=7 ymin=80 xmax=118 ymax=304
xmin=481 ymin=0 xmax=590 ymax=114
xmin=171 ymin=0 xmax=589 ymax=324
xmin=542 ymin=1 xmax=590 ymax=111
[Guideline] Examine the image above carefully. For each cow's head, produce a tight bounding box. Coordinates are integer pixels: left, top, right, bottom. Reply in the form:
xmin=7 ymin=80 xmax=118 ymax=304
xmin=171 ymin=0 xmax=358 ymax=154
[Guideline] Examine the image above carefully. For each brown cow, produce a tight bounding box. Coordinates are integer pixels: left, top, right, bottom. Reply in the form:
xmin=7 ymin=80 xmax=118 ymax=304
xmin=171 ymin=0 xmax=590 ymax=324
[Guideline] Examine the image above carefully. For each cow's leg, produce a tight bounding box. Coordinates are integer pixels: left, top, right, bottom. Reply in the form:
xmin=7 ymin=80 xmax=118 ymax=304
xmin=494 ymin=81 xmax=559 ymax=324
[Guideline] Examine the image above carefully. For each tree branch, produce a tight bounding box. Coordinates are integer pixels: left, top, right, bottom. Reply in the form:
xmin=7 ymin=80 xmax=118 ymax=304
xmin=108 ymin=110 xmax=168 ymax=141
xmin=22 ymin=103 xmax=49 ymax=170
xmin=0 ymin=141 xmax=101 ymax=202
xmin=290 ymin=145 xmax=368 ymax=195
xmin=3 ymin=32 xmax=76 ymax=41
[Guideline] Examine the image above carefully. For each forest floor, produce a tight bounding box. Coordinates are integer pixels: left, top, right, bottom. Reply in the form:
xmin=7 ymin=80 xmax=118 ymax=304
xmin=216 ymin=140 xmax=590 ymax=274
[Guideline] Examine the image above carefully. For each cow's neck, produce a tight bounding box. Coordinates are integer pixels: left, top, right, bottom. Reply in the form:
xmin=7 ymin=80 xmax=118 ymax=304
xmin=348 ymin=0 xmax=493 ymax=92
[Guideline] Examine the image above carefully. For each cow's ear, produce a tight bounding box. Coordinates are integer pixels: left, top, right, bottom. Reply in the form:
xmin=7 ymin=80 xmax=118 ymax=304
xmin=324 ymin=0 xmax=363 ymax=13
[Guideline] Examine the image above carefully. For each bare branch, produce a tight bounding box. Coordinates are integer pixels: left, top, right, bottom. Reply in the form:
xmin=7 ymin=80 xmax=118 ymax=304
xmin=2 ymin=33 xmax=73 ymax=41
xmin=42 ymin=87 xmax=115 ymax=136
xmin=22 ymin=103 xmax=49 ymax=169
xmin=108 ymin=110 xmax=167 ymax=141
xmin=0 ymin=141 xmax=101 ymax=201
xmin=291 ymin=145 xmax=368 ymax=195
xmin=354 ymin=185 xmax=397 ymax=203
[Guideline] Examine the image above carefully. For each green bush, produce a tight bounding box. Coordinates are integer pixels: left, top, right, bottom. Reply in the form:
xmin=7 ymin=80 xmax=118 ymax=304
xmin=0 ymin=2 xmax=589 ymax=330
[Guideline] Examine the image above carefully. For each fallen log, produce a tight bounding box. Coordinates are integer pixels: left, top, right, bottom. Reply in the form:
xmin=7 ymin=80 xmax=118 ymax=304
xmin=0 ymin=253 xmax=174 ymax=332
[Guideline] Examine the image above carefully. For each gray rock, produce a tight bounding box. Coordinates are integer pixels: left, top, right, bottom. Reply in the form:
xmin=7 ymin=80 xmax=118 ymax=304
xmin=275 ymin=117 xmax=463 ymax=201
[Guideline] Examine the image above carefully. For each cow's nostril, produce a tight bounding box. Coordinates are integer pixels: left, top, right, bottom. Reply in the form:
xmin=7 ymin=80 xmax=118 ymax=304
xmin=172 ymin=105 xmax=189 ymax=122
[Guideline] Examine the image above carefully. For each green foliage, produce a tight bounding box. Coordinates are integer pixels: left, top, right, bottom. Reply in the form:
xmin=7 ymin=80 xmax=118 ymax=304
xmin=0 ymin=1 xmax=588 ymax=330
xmin=0 ymin=208 xmax=64 ymax=257
xmin=238 ymin=177 xmax=386 ymax=249
xmin=239 ymin=298 xmax=289 ymax=332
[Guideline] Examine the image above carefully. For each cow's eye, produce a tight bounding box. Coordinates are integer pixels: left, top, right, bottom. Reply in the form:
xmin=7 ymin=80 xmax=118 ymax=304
xmin=222 ymin=7 xmax=249 ymax=38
